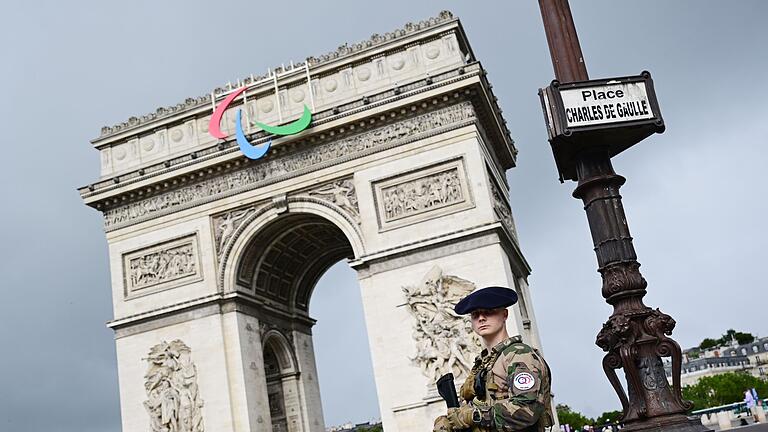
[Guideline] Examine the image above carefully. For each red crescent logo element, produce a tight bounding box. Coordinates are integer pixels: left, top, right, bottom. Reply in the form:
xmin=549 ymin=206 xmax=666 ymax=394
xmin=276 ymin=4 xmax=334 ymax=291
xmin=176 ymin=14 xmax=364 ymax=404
xmin=208 ymin=87 xmax=247 ymax=139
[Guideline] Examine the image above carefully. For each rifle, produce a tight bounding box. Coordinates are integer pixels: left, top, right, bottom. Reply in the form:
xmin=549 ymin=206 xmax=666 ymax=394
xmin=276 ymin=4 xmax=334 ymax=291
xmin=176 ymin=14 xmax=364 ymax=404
xmin=436 ymin=373 xmax=460 ymax=408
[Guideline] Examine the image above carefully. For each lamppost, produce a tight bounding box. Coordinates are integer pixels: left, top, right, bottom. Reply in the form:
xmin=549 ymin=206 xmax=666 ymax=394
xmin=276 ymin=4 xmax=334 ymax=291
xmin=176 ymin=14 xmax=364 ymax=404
xmin=537 ymin=1 xmax=708 ymax=431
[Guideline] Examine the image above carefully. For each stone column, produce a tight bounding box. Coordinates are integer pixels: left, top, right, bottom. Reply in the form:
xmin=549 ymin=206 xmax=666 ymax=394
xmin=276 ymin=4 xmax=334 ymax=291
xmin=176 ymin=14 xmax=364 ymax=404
xmin=230 ymin=312 xmax=273 ymax=432
xmin=292 ymin=331 xmax=325 ymax=432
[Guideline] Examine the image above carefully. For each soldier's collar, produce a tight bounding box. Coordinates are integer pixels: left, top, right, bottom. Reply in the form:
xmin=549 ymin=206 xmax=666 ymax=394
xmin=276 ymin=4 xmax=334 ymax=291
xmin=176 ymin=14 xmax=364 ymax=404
xmin=491 ymin=335 xmax=522 ymax=354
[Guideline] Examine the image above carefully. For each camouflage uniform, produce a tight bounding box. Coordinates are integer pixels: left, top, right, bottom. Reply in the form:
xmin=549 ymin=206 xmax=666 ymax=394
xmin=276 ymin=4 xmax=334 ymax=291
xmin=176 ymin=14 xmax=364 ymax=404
xmin=435 ymin=335 xmax=553 ymax=432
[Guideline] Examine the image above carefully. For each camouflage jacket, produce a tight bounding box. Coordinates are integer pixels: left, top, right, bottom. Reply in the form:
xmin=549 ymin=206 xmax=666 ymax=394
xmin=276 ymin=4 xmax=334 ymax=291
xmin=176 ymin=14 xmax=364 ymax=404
xmin=459 ymin=336 xmax=553 ymax=432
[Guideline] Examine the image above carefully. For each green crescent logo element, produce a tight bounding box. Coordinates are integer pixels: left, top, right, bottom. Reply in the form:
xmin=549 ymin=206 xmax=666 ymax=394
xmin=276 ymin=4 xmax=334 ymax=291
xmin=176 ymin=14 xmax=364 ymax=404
xmin=253 ymin=105 xmax=312 ymax=136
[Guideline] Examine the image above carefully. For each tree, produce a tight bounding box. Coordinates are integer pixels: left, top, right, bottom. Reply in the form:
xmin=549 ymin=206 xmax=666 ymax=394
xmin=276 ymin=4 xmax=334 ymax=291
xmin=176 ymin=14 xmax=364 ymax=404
xmin=717 ymin=329 xmax=755 ymax=346
xmin=699 ymin=338 xmax=718 ymax=350
xmin=595 ymin=410 xmax=623 ymax=425
xmin=556 ymin=404 xmax=593 ymax=430
xmin=682 ymin=372 xmax=768 ymax=410
xmin=734 ymin=332 xmax=756 ymax=345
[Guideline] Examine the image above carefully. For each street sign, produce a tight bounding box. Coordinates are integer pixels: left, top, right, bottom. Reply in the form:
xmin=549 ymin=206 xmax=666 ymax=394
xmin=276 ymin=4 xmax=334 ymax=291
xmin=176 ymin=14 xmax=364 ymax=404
xmin=539 ymin=71 xmax=664 ymax=181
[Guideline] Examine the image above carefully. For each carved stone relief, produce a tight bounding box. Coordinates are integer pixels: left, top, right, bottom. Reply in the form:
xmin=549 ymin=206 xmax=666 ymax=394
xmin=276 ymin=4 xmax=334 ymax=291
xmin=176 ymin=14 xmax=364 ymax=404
xmin=489 ymin=177 xmax=516 ymax=238
xmin=212 ymin=207 xmax=259 ymax=261
xmin=373 ymin=157 xmax=473 ymax=231
xmin=143 ymin=340 xmax=204 ymax=432
xmin=103 ymin=102 xmax=476 ymax=231
xmin=402 ymin=265 xmax=481 ymax=385
xmin=210 ymin=177 xmax=358 ymax=263
xmin=306 ymin=179 xmax=359 ymax=222
xmin=123 ymin=234 xmax=202 ymax=298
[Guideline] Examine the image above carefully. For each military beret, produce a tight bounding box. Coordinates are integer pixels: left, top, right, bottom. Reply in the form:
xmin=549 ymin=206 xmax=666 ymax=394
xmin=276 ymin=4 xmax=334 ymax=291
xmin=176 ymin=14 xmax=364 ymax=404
xmin=454 ymin=286 xmax=518 ymax=315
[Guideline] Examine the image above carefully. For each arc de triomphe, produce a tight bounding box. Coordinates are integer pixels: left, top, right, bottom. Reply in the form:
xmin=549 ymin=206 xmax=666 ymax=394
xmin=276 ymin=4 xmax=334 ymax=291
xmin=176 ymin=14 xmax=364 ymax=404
xmin=80 ymin=11 xmax=545 ymax=432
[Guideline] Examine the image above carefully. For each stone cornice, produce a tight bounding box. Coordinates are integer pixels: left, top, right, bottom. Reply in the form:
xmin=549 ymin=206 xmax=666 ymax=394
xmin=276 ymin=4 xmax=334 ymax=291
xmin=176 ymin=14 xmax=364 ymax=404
xmin=93 ymin=11 xmax=463 ymax=143
xmin=349 ymin=221 xmax=530 ymax=278
xmin=81 ymin=64 xmax=517 ymax=215
xmin=108 ymin=291 xmax=317 ymax=338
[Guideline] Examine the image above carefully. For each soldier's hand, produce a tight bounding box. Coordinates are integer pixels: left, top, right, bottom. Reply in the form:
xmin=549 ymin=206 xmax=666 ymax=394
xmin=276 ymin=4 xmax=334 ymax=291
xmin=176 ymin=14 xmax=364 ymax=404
xmin=446 ymin=406 xmax=474 ymax=429
xmin=459 ymin=372 xmax=476 ymax=401
xmin=433 ymin=415 xmax=452 ymax=432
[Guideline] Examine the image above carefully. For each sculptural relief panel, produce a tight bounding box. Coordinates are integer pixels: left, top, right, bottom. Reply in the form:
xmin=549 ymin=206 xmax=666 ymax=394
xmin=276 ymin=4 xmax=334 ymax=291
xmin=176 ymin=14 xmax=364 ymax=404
xmin=305 ymin=178 xmax=360 ymax=223
xmin=211 ymin=206 xmax=261 ymax=262
xmin=122 ymin=234 xmax=202 ymax=299
xmin=402 ymin=265 xmax=482 ymax=386
xmin=143 ymin=339 xmax=205 ymax=432
xmin=372 ymin=157 xmax=473 ymax=231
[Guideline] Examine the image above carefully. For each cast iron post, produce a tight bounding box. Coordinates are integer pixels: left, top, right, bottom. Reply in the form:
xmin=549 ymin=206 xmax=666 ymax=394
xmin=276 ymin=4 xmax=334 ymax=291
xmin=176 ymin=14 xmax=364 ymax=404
xmin=537 ymin=1 xmax=708 ymax=431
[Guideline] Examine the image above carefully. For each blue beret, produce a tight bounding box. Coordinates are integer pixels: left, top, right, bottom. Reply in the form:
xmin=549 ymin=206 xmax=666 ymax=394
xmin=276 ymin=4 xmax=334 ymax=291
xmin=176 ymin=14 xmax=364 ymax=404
xmin=454 ymin=286 xmax=518 ymax=315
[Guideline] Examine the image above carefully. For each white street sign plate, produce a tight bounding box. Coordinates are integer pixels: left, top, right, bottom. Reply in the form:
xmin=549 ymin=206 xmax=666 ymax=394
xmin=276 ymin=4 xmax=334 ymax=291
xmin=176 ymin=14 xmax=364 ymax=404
xmin=559 ymin=81 xmax=654 ymax=128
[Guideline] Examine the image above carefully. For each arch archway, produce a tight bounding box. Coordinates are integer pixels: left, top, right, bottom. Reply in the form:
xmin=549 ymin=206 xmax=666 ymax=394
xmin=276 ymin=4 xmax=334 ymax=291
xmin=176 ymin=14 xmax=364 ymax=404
xmin=220 ymin=198 xmax=365 ymax=298
xmin=221 ymin=203 xmax=362 ymax=432
xmin=263 ymin=330 xmax=302 ymax=432
xmin=87 ymin=18 xmax=546 ymax=431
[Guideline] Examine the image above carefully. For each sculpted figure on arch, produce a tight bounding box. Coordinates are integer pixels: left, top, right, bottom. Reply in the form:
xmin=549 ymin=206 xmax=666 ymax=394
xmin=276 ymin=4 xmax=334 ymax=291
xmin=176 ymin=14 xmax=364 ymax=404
xmin=434 ymin=287 xmax=554 ymax=432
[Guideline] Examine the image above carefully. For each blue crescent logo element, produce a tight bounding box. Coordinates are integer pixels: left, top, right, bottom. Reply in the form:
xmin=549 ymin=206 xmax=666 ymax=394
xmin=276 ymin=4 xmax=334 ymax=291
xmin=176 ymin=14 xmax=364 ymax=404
xmin=235 ymin=109 xmax=271 ymax=160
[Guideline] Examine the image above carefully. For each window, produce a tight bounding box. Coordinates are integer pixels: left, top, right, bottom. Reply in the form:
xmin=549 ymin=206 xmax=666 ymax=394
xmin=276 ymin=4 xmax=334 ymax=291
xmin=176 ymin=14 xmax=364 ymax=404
xmin=742 ymin=348 xmax=748 ymax=355
xmin=763 ymin=343 xmax=768 ymax=350
xmin=732 ymin=351 xmax=737 ymax=356
xmin=754 ymin=346 xmax=760 ymax=353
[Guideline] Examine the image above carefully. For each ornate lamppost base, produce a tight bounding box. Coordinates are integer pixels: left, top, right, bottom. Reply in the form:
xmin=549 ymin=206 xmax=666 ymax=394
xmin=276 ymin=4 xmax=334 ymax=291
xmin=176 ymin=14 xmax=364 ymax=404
xmin=622 ymin=414 xmax=710 ymax=432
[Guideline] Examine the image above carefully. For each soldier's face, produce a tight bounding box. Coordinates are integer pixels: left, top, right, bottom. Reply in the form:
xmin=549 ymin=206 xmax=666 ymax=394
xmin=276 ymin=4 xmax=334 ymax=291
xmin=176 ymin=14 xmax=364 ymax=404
xmin=469 ymin=308 xmax=507 ymax=337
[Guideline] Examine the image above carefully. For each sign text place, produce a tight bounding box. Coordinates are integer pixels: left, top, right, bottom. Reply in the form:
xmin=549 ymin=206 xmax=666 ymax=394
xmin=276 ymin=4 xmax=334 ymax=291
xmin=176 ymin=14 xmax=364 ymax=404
xmin=560 ymin=82 xmax=654 ymax=128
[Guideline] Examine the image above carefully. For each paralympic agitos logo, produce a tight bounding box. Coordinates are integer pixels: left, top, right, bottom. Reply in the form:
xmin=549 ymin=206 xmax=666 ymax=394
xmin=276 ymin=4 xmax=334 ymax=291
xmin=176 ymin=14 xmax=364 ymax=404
xmin=208 ymin=86 xmax=312 ymax=160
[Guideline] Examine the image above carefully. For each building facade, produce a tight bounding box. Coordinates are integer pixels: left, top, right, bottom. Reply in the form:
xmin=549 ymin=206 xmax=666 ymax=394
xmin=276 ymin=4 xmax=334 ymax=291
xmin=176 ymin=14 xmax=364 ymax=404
xmin=79 ymin=11 xmax=546 ymax=432
xmin=665 ymin=336 xmax=768 ymax=387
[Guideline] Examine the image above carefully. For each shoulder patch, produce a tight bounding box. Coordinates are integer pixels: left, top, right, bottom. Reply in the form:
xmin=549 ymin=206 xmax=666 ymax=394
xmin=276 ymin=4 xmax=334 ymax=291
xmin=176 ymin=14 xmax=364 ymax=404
xmin=513 ymin=372 xmax=536 ymax=390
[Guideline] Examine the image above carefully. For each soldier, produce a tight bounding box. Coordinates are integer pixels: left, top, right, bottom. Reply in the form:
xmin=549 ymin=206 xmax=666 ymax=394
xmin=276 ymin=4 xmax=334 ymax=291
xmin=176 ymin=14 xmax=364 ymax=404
xmin=434 ymin=286 xmax=553 ymax=432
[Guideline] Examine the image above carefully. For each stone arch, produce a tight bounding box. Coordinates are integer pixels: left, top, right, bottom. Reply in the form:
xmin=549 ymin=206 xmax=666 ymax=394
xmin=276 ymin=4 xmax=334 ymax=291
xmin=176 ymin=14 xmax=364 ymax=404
xmin=218 ymin=197 xmax=367 ymax=432
xmin=262 ymin=329 xmax=303 ymax=432
xmin=219 ymin=196 xmax=365 ymax=299
xmin=262 ymin=329 xmax=299 ymax=375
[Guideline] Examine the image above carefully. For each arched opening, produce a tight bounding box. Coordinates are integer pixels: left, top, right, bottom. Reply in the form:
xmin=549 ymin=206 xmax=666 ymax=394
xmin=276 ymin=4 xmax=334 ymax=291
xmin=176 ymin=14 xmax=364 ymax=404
xmin=230 ymin=209 xmax=376 ymax=430
xmin=310 ymin=262 xmax=380 ymax=426
xmin=235 ymin=213 xmax=354 ymax=312
xmin=263 ymin=331 xmax=300 ymax=432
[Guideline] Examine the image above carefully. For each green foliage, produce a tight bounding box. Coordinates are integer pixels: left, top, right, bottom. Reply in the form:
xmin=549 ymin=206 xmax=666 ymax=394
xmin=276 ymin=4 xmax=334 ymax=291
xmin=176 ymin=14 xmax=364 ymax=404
xmin=697 ymin=330 xmax=755 ymax=351
xmin=717 ymin=329 xmax=755 ymax=346
xmin=699 ymin=338 xmax=718 ymax=350
xmin=595 ymin=410 xmax=623 ymax=425
xmin=734 ymin=332 xmax=756 ymax=345
xmin=357 ymin=425 xmax=382 ymax=432
xmin=556 ymin=404 xmax=593 ymax=430
xmin=682 ymin=372 xmax=768 ymax=409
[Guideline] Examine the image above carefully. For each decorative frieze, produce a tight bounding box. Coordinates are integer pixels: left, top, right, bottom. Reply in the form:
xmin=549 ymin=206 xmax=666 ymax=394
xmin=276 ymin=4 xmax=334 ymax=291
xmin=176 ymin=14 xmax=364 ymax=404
xmin=123 ymin=234 xmax=202 ymax=298
xmin=489 ymin=177 xmax=517 ymax=238
xmin=402 ymin=265 xmax=481 ymax=385
xmin=143 ymin=340 xmax=204 ymax=432
xmin=373 ymin=157 xmax=473 ymax=231
xmin=103 ymin=102 xmax=476 ymax=231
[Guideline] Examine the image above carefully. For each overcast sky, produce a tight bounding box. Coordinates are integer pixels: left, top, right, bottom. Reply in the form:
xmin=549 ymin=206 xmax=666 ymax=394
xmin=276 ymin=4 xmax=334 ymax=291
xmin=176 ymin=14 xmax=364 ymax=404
xmin=1 ymin=1 xmax=766 ymax=431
